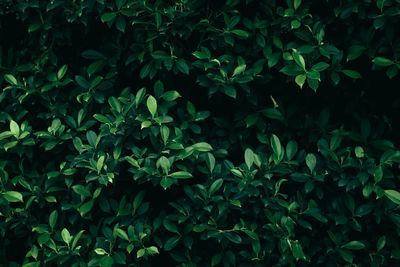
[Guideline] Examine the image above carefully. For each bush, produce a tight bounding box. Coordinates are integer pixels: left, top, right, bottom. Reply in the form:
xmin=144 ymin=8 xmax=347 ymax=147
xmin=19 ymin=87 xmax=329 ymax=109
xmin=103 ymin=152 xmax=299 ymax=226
xmin=1 ymin=0 xmax=400 ymax=266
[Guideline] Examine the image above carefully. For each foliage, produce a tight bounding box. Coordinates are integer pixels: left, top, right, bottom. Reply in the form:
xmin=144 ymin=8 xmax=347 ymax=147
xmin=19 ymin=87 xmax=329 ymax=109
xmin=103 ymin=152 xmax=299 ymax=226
xmin=1 ymin=0 xmax=400 ymax=266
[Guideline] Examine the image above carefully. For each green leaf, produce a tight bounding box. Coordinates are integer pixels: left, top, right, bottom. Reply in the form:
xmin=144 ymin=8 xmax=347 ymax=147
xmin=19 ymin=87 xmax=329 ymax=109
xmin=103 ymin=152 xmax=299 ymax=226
xmin=75 ymin=75 xmax=90 ymax=89
xmin=305 ymin=153 xmax=317 ymax=173
xmin=141 ymin=121 xmax=152 ymax=129
xmin=341 ymin=241 xmax=366 ymax=250
xmin=10 ymin=120 xmax=20 ymax=137
xmin=4 ymin=74 xmax=18 ymax=86
xmin=49 ymin=210 xmax=58 ymax=230
xmin=342 ymin=69 xmax=362 ymax=79
xmin=295 ymin=74 xmax=306 ymax=88
xmin=192 ymin=142 xmax=213 ymax=152
xmin=169 ymin=171 xmax=193 ymax=179
xmin=192 ymin=51 xmax=209 ymax=59
xmin=176 ymin=59 xmax=189 ymax=75
xmin=95 ymin=248 xmax=108 ymax=255
xmin=355 ymin=146 xmax=365 ymax=158
xmin=384 ymin=189 xmax=400 ymax=205
xmin=160 ymin=125 xmax=170 ymax=145
xmin=101 ymin=12 xmax=117 ymax=22
xmin=209 ymin=178 xmax=223 ymax=195
xmin=311 ymin=62 xmax=330 ymax=71
xmin=57 ymin=65 xmax=68 ymax=80
xmin=61 ymin=228 xmax=72 ymax=245
xmin=146 ymin=246 xmax=159 ymax=255
xmin=97 ymin=155 xmax=105 ymax=173
xmin=115 ymin=228 xmax=129 ymax=241
xmin=233 ymin=64 xmax=246 ymax=76
xmin=137 ymin=248 xmax=146 ymax=258
xmin=291 ymin=20 xmax=301 ymax=29
xmin=292 ymin=49 xmax=306 ymax=70
xmin=78 ymin=200 xmax=94 ymax=216
xmin=161 ymin=91 xmax=181 ymax=101
xmin=108 ymin=96 xmax=122 ymax=113
xmin=294 ymin=0 xmax=302 ymax=9
xmin=224 ymin=232 xmax=242 ymax=244
xmin=3 ymin=191 xmax=23 ymax=202
xmin=290 ymin=240 xmax=306 ymax=260
xmin=206 ymin=152 xmax=216 ymax=173
xmin=372 ymin=57 xmax=393 ymax=66
xmin=93 ymin=114 xmax=111 ymax=124
xmin=133 ymin=191 xmax=145 ymax=213
xmin=376 ymin=236 xmax=386 ymax=251
xmin=158 ymin=156 xmax=171 ymax=174
xmin=270 ymin=134 xmax=282 ymax=158
xmin=164 ymin=236 xmax=181 ymax=251
xmin=285 ymin=140 xmax=297 ymax=161
xmin=347 ymin=45 xmax=365 ymax=61
xmin=86 ymin=131 xmax=97 ymax=148
xmin=280 ymin=64 xmax=303 ymax=76
xmin=231 ymin=29 xmax=249 ymax=38
xmin=146 ymin=95 xmax=157 ymax=117
xmin=244 ymin=148 xmax=254 ymax=169
xmin=72 ymin=184 xmax=91 ymax=198
xmin=72 ymin=230 xmax=85 ymax=250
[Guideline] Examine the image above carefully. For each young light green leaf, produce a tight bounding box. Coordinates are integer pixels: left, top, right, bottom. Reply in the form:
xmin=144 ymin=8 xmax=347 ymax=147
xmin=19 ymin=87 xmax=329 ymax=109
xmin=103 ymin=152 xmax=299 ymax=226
xmin=292 ymin=49 xmax=306 ymax=70
xmin=3 ymin=191 xmax=23 ymax=202
xmin=146 ymin=246 xmax=159 ymax=255
xmin=270 ymin=134 xmax=282 ymax=157
xmin=244 ymin=148 xmax=254 ymax=169
xmin=192 ymin=142 xmax=213 ymax=152
xmin=115 ymin=228 xmax=129 ymax=241
xmin=355 ymin=146 xmax=365 ymax=158
xmin=4 ymin=74 xmax=18 ymax=86
xmin=57 ymin=65 xmax=68 ymax=80
xmin=169 ymin=171 xmax=193 ymax=179
xmin=95 ymin=248 xmax=108 ymax=255
xmin=10 ymin=120 xmax=20 ymax=137
xmin=233 ymin=64 xmax=246 ymax=76
xmin=147 ymin=95 xmax=157 ymax=117
xmin=295 ymin=74 xmax=306 ymax=88
xmin=61 ymin=228 xmax=72 ymax=245
xmin=384 ymin=189 xmax=400 ymax=205
xmin=97 ymin=155 xmax=105 ymax=173
xmin=137 ymin=248 xmax=146 ymax=258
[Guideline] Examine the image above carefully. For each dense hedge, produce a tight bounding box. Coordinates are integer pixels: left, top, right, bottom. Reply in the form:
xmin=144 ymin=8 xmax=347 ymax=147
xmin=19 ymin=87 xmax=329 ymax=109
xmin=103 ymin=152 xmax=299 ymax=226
xmin=1 ymin=0 xmax=400 ymax=266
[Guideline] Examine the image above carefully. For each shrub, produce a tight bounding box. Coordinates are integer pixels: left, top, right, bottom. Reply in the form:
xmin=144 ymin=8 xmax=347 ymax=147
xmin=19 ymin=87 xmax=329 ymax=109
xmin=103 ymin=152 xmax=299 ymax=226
xmin=1 ymin=0 xmax=400 ymax=266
